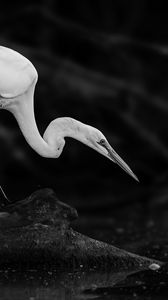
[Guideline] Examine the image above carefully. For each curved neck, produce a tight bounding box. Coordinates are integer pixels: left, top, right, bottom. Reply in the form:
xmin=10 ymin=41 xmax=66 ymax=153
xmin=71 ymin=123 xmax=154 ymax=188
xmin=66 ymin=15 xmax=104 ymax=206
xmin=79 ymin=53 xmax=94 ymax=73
xmin=7 ymin=87 xmax=55 ymax=157
xmin=43 ymin=117 xmax=87 ymax=144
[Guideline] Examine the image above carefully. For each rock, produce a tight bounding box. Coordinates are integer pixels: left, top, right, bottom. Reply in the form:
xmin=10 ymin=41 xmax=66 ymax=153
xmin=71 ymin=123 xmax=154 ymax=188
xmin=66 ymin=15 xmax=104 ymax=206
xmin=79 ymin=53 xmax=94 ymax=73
xmin=0 ymin=189 xmax=163 ymax=271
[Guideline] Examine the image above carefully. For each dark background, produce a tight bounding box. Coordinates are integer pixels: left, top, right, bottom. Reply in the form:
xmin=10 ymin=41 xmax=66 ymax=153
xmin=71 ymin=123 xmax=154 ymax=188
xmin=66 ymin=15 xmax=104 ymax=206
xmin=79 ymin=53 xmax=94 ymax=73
xmin=0 ymin=0 xmax=168 ymax=211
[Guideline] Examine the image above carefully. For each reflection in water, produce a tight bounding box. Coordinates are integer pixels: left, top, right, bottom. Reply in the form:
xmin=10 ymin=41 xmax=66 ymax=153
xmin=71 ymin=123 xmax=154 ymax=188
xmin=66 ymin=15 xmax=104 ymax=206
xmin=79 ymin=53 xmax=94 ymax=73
xmin=0 ymin=268 xmax=152 ymax=300
xmin=0 ymin=265 xmax=167 ymax=300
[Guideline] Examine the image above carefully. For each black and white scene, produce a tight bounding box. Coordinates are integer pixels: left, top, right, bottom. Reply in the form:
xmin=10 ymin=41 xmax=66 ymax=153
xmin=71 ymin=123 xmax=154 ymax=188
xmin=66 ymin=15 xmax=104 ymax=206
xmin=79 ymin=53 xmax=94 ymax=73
xmin=0 ymin=1 xmax=168 ymax=300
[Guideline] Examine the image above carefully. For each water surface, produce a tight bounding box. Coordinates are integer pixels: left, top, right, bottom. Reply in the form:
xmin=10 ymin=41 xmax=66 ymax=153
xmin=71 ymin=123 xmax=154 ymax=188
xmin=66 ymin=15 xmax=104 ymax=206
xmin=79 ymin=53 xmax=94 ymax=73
xmin=0 ymin=200 xmax=168 ymax=300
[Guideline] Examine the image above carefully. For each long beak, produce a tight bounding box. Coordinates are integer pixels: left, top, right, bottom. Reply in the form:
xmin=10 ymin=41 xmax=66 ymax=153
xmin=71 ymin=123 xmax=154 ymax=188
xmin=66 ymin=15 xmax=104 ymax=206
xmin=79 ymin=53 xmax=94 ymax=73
xmin=99 ymin=141 xmax=139 ymax=182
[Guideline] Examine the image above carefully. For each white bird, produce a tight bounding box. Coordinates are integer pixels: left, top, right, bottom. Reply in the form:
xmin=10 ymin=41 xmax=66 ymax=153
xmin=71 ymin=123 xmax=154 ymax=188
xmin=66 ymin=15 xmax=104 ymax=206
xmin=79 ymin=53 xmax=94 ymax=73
xmin=0 ymin=45 xmax=138 ymax=196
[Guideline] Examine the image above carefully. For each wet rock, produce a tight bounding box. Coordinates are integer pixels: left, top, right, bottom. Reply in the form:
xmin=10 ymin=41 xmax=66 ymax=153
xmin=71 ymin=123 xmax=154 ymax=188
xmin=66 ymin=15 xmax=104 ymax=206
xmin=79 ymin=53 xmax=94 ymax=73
xmin=0 ymin=189 xmax=163 ymax=271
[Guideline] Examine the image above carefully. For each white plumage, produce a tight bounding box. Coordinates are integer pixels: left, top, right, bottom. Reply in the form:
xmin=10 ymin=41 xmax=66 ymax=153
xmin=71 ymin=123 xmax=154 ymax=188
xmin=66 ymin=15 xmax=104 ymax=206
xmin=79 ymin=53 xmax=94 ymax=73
xmin=0 ymin=45 xmax=138 ymax=198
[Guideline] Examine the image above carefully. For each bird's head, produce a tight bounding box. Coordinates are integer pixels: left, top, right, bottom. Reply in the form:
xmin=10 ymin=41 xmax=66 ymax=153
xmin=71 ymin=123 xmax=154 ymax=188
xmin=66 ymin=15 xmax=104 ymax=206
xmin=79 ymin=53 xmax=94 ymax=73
xmin=46 ymin=118 xmax=139 ymax=181
xmin=83 ymin=125 xmax=138 ymax=181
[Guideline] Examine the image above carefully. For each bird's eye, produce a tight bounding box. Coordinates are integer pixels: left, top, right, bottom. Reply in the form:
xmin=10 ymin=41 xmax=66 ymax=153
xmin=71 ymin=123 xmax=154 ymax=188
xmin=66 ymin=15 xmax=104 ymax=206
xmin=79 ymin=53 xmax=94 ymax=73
xmin=97 ymin=139 xmax=106 ymax=145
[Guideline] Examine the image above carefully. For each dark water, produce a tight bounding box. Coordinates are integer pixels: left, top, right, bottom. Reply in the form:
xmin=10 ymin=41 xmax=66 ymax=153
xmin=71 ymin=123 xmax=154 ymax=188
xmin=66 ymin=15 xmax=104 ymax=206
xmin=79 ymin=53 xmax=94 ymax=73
xmin=0 ymin=201 xmax=168 ymax=300
xmin=0 ymin=267 xmax=167 ymax=300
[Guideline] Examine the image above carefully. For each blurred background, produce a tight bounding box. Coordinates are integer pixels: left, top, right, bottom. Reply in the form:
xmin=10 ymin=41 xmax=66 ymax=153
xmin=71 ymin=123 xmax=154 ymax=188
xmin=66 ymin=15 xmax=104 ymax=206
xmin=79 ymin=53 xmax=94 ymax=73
xmin=2 ymin=3 xmax=168 ymax=297
xmin=0 ymin=0 xmax=168 ymax=214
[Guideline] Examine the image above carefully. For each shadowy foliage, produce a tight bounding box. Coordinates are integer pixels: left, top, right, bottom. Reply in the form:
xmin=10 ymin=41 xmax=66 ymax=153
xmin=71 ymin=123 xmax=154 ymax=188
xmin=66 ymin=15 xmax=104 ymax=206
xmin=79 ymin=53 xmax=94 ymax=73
xmin=0 ymin=1 xmax=168 ymax=209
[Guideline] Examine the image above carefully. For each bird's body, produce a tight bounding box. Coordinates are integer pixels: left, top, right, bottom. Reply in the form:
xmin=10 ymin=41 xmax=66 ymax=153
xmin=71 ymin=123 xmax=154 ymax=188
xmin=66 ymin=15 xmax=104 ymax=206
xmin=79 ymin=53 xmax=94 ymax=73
xmin=0 ymin=45 xmax=138 ymax=193
xmin=0 ymin=46 xmax=37 ymax=99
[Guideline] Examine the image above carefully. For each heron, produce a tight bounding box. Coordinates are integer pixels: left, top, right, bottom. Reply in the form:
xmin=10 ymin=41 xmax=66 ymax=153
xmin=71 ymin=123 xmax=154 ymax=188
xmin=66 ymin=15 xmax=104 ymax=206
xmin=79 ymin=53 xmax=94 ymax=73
xmin=0 ymin=45 xmax=138 ymax=200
